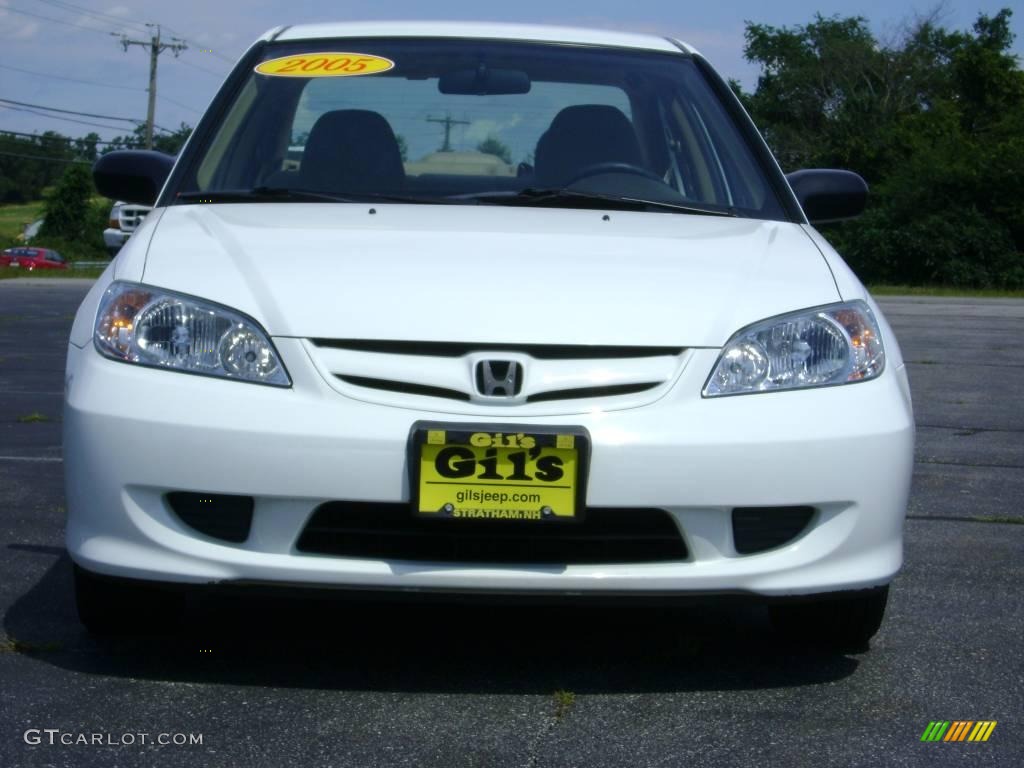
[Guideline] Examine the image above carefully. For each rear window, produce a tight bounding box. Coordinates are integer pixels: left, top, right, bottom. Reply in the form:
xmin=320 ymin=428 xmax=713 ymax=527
xmin=176 ymin=38 xmax=786 ymax=220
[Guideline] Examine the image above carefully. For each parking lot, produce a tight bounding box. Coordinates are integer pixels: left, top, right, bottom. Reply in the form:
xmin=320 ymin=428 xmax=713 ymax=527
xmin=1 ymin=279 xmax=1021 ymax=767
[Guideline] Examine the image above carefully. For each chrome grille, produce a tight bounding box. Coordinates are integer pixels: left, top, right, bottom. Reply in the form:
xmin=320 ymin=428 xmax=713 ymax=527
xmin=304 ymin=339 xmax=689 ymax=414
xmin=118 ymin=205 xmax=150 ymax=233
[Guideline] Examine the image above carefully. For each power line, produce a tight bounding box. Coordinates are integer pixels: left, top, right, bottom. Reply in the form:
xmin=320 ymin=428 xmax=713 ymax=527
xmin=0 ymin=129 xmax=128 ymax=146
xmin=158 ymin=25 xmax=236 ymax=65
xmin=189 ymin=46 xmax=235 ymax=66
xmin=38 ymin=0 xmax=237 ymax=66
xmin=170 ymin=57 xmax=228 ymax=79
xmin=11 ymin=1 xmax=236 ymax=65
xmin=34 ymin=0 xmax=151 ymax=35
xmin=9 ymin=3 xmax=234 ymax=72
xmin=6 ymin=6 xmax=214 ymax=133
xmin=0 ymin=149 xmax=89 ymax=164
xmin=0 ymin=104 xmax=131 ymax=132
xmin=0 ymin=63 xmax=145 ymax=93
xmin=4 ymin=5 xmax=115 ymax=36
xmin=0 ymin=97 xmax=140 ymax=124
xmin=116 ymin=25 xmax=187 ymax=148
xmin=0 ymin=64 xmax=204 ymax=115
xmin=47 ymin=0 xmax=238 ymax=65
xmin=159 ymin=95 xmax=203 ymax=114
xmin=0 ymin=108 xmax=173 ymax=139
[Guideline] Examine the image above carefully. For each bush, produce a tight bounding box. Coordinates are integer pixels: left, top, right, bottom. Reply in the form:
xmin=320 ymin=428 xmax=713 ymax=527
xmin=831 ymin=207 xmax=1024 ymax=289
xmin=742 ymin=9 xmax=1024 ymax=289
xmin=27 ymin=235 xmax=106 ymax=263
xmin=27 ymin=199 xmax=111 ymax=262
xmin=39 ymin=165 xmax=95 ymax=243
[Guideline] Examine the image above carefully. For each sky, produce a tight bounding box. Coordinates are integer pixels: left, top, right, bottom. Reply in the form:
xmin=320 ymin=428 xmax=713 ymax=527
xmin=0 ymin=0 xmax=1021 ymax=150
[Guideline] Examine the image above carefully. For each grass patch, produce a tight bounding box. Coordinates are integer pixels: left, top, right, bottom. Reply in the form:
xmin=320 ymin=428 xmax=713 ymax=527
xmin=869 ymin=285 xmax=1024 ymax=298
xmin=1 ymin=198 xmax=114 ymax=262
xmin=0 ymin=201 xmax=44 ymax=243
xmin=17 ymin=412 xmax=51 ymax=423
xmin=553 ymin=689 xmax=576 ymax=720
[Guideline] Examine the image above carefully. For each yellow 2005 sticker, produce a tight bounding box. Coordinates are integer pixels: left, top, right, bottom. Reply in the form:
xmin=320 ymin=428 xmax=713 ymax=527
xmin=255 ymin=52 xmax=394 ymax=78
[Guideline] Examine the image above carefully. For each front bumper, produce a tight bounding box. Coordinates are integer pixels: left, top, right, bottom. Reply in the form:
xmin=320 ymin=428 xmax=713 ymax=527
xmin=64 ymin=338 xmax=914 ymax=597
xmin=102 ymin=228 xmax=129 ymax=252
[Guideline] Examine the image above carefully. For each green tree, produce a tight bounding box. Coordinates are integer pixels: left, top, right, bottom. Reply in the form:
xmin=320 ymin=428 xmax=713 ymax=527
xmin=153 ymin=123 xmax=193 ymax=155
xmin=476 ymin=136 xmax=512 ymax=164
xmin=73 ymin=133 xmax=101 ymax=162
xmin=103 ymin=122 xmax=193 ymax=155
xmin=740 ymin=9 xmax=1024 ymax=288
xmin=0 ymin=131 xmax=75 ymax=203
xmin=39 ymin=164 xmax=94 ymax=242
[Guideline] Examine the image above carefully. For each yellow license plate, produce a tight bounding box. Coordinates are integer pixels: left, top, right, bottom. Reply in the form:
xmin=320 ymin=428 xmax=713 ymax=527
xmin=411 ymin=424 xmax=588 ymax=522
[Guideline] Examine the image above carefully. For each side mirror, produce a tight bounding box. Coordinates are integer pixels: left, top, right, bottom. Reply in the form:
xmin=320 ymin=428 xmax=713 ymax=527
xmin=93 ymin=150 xmax=176 ymax=206
xmin=785 ymin=169 xmax=867 ymax=224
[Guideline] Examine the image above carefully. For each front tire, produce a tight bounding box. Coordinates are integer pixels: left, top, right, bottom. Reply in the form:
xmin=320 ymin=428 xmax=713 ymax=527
xmin=769 ymin=586 xmax=889 ymax=652
xmin=73 ymin=565 xmax=184 ymax=635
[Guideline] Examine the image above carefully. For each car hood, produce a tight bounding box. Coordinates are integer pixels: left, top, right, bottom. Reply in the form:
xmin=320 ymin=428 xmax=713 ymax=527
xmin=141 ymin=204 xmax=838 ymax=347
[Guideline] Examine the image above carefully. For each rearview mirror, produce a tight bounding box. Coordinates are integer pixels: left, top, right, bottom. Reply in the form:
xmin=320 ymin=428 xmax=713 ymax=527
xmin=439 ymin=66 xmax=531 ymax=95
xmin=786 ymin=169 xmax=868 ymax=224
xmin=93 ymin=150 xmax=176 ymax=206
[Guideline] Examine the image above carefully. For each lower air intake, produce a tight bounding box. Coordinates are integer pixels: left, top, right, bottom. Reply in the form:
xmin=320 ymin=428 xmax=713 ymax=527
xmin=167 ymin=492 xmax=254 ymax=543
xmin=731 ymin=506 xmax=815 ymax=554
xmin=297 ymin=503 xmax=687 ymax=564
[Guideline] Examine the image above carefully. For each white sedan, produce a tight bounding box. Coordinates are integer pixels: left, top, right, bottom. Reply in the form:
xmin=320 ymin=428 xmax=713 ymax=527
xmin=67 ymin=21 xmax=913 ymax=649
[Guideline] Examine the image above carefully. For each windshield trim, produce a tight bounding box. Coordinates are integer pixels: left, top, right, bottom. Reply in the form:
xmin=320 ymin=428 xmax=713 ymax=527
xmin=681 ymin=46 xmax=805 ymax=223
xmin=158 ymin=39 xmax=270 ymax=209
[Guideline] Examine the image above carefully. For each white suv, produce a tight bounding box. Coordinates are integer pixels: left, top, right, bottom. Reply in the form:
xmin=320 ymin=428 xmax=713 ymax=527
xmin=70 ymin=22 xmax=914 ymax=650
xmin=102 ymin=200 xmax=151 ymax=256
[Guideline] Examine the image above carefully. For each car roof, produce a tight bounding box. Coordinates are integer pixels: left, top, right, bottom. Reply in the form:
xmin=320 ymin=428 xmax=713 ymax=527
xmin=266 ymin=21 xmax=695 ymax=55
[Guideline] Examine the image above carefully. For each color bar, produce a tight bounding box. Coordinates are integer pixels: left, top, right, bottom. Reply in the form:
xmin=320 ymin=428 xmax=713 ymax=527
xmin=945 ymin=721 xmax=972 ymax=742
xmin=978 ymin=721 xmax=997 ymax=742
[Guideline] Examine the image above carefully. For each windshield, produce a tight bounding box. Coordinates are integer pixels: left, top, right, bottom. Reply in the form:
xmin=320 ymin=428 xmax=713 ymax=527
xmin=173 ymin=38 xmax=787 ymax=219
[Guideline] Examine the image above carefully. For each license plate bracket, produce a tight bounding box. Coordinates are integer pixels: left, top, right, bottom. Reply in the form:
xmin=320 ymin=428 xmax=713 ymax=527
xmin=409 ymin=422 xmax=590 ymax=523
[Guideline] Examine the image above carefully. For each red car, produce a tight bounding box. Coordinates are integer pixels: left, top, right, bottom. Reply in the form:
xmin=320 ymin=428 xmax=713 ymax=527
xmin=0 ymin=247 xmax=69 ymax=271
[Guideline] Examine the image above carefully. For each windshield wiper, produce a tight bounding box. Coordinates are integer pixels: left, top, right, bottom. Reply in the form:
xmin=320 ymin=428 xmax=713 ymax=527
xmin=463 ymin=188 xmax=737 ymax=217
xmin=175 ymin=187 xmax=446 ymax=205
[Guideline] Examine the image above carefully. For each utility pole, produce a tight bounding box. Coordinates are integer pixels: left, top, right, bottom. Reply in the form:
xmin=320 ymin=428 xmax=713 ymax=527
xmin=115 ymin=24 xmax=186 ymax=149
xmin=426 ymin=113 xmax=470 ymax=152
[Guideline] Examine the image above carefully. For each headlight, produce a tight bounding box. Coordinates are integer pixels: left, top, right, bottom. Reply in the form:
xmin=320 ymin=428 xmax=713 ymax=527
xmin=94 ymin=281 xmax=291 ymax=387
xmin=703 ymin=301 xmax=884 ymax=397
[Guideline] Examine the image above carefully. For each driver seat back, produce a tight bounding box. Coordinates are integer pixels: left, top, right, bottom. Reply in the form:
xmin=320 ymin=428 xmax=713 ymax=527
xmin=533 ymin=105 xmax=645 ymax=187
xmin=299 ymin=109 xmax=405 ymax=193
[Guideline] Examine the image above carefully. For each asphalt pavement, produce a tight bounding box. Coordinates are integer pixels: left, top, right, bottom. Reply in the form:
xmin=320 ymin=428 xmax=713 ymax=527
xmin=0 ymin=279 xmax=1021 ymax=767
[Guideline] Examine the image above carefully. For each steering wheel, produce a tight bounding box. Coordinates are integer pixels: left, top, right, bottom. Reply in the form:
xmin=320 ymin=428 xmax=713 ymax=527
xmin=563 ymin=161 xmax=665 ymax=187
